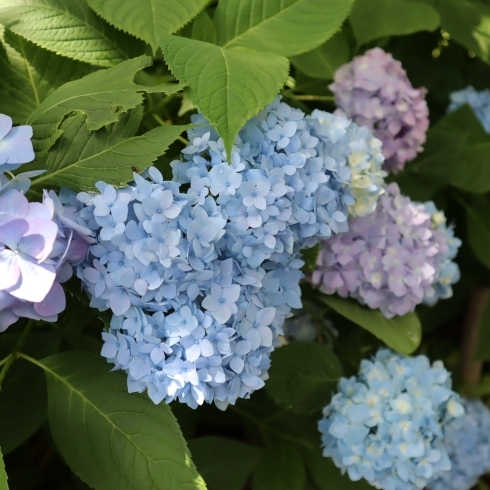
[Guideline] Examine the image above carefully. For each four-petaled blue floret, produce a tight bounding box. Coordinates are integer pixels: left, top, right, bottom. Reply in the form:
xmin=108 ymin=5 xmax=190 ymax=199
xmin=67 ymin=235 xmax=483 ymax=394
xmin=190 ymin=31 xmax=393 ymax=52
xmin=448 ymin=86 xmax=490 ymax=133
xmin=318 ymin=349 xmax=465 ymax=490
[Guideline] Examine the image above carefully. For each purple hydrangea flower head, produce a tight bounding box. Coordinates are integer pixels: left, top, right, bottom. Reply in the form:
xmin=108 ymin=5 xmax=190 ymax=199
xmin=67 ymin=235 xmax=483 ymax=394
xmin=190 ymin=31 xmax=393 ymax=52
xmin=76 ymin=97 xmax=386 ymax=410
xmin=319 ymin=349 xmax=465 ymax=490
xmin=0 ymin=188 xmax=93 ymax=331
xmin=330 ymin=48 xmax=429 ymax=174
xmin=0 ymin=114 xmax=35 ymax=172
xmin=428 ymin=399 xmax=490 ymax=490
xmin=312 ymin=183 xmax=461 ymax=318
xmin=448 ymin=86 xmax=490 ymax=133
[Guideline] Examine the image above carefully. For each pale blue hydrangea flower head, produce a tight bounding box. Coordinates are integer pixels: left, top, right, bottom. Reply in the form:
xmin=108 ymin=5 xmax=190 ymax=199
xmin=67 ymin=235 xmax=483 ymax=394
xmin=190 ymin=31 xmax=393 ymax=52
xmin=319 ymin=349 xmax=465 ymax=490
xmin=448 ymin=86 xmax=490 ymax=133
xmin=313 ymin=183 xmax=461 ymax=318
xmin=428 ymin=400 xmax=490 ymax=490
xmin=75 ymin=98 xmax=385 ymax=410
xmin=428 ymin=399 xmax=490 ymax=490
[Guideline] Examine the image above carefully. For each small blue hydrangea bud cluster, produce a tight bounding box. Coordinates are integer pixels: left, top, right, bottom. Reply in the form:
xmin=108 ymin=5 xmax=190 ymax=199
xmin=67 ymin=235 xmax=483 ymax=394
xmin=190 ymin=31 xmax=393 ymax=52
xmin=318 ymin=349 xmax=465 ymax=490
xmin=428 ymin=399 xmax=490 ymax=490
xmin=448 ymin=86 xmax=490 ymax=133
xmin=75 ymin=98 xmax=386 ymax=410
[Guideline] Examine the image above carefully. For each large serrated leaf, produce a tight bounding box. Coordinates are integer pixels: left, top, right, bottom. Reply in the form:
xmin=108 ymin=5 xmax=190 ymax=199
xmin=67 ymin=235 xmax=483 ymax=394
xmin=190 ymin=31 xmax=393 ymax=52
xmin=0 ymin=448 xmax=7 ymax=490
xmin=188 ymin=437 xmax=262 ymax=490
xmin=214 ymin=0 xmax=354 ymax=57
xmin=350 ymin=0 xmax=440 ymax=46
xmin=86 ymin=0 xmax=209 ymax=51
xmin=30 ymin=112 xmax=189 ymax=191
xmin=160 ymin=34 xmax=289 ymax=158
xmin=428 ymin=0 xmax=490 ymax=64
xmin=26 ymin=55 xmax=182 ymax=156
xmin=290 ymin=31 xmax=349 ymax=80
xmin=321 ymin=296 xmax=421 ymax=355
xmin=265 ymin=343 xmax=343 ymax=413
xmin=462 ymin=194 xmax=490 ymax=270
xmin=0 ymin=0 xmax=142 ymax=67
xmin=0 ymin=28 xmax=91 ymax=124
xmin=26 ymin=351 xmax=207 ymax=490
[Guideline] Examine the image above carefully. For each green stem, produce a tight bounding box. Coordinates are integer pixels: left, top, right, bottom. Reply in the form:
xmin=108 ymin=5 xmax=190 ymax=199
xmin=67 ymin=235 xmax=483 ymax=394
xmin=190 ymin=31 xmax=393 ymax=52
xmin=282 ymin=92 xmax=335 ymax=102
xmin=0 ymin=320 xmax=34 ymax=390
xmin=152 ymin=114 xmax=189 ymax=145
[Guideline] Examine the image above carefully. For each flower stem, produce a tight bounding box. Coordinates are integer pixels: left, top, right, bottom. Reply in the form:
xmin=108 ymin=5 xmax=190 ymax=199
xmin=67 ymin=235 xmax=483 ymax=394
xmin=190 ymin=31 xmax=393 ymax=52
xmin=0 ymin=319 xmax=34 ymax=390
xmin=282 ymin=92 xmax=335 ymax=102
xmin=459 ymin=288 xmax=489 ymax=388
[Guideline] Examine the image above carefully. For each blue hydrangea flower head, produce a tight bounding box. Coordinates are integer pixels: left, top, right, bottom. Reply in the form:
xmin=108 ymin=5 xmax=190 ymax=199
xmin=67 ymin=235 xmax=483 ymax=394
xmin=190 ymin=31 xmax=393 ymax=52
xmin=319 ymin=349 xmax=465 ymax=490
xmin=75 ymin=98 xmax=386 ymax=410
xmin=428 ymin=399 xmax=490 ymax=490
xmin=448 ymin=86 xmax=490 ymax=133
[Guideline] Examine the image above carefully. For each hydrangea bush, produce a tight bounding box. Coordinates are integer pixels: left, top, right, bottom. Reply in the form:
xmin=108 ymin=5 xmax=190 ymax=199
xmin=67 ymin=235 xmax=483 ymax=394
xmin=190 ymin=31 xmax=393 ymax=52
xmin=0 ymin=2 xmax=489 ymax=489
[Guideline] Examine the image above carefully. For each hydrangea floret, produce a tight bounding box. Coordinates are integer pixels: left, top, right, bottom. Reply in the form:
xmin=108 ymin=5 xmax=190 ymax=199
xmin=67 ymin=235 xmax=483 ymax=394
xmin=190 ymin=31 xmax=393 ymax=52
xmin=312 ymin=183 xmax=461 ymax=318
xmin=448 ymin=86 xmax=490 ymax=133
xmin=330 ymin=47 xmax=429 ymax=174
xmin=319 ymin=349 xmax=465 ymax=490
xmin=75 ymin=97 xmax=386 ymax=410
xmin=428 ymin=399 xmax=490 ymax=490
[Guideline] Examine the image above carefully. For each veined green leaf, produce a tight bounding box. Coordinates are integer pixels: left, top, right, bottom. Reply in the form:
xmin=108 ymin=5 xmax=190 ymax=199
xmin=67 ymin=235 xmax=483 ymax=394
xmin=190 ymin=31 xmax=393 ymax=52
xmin=214 ymin=0 xmax=354 ymax=57
xmin=160 ymin=34 xmax=289 ymax=158
xmin=0 ymin=448 xmax=7 ymax=490
xmin=191 ymin=11 xmax=217 ymax=44
xmin=189 ymin=437 xmax=262 ymax=490
xmin=26 ymin=55 xmax=183 ymax=156
xmin=350 ymin=0 xmax=440 ymax=46
xmin=0 ymin=28 xmax=91 ymax=124
xmin=265 ymin=342 xmax=343 ymax=413
xmin=290 ymin=31 xmax=349 ymax=80
xmin=321 ymin=295 xmax=421 ymax=355
xmin=0 ymin=0 xmax=142 ymax=67
xmin=30 ymin=112 xmax=189 ymax=191
xmin=26 ymin=351 xmax=207 ymax=490
xmin=86 ymin=0 xmax=209 ymax=51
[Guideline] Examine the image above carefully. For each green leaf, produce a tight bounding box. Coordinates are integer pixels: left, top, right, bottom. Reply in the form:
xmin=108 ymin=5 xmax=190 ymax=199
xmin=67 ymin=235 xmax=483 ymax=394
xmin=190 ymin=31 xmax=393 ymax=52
xmin=188 ymin=437 xmax=262 ymax=490
xmin=265 ymin=343 xmax=343 ymax=413
xmin=0 ymin=332 xmax=60 ymax=454
xmin=253 ymin=442 xmax=306 ymax=490
xmin=429 ymin=0 xmax=490 ymax=63
xmin=28 ymin=351 xmax=207 ymax=490
xmin=0 ymin=448 xmax=8 ymax=490
xmin=160 ymin=34 xmax=289 ymax=158
xmin=191 ymin=11 xmax=217 ymax=44
xmin=427 ymin=105 xmax=490 ymax=194
xmin=321 ymin=296 xmax=421 ymax=355
xmin=461 ymin=194 xmax=490 ymax=270
xmin=29 ymin=112 xmax=189 ymax=191
xmin=350 ymin=0 xmax=440 ymax=46
xmin=85 ymin=0 xmax=209 ymax=51
xmin=26 ymin=55 xmax=182 ymax=156
xmin=306 ymin=447 xmax=372 ymax=490
xmin=214 ymin=0 xmax=354 ymax=57
xmin=290 ymin=31 xmax=349 ymax=80
xmin=0 ymin=28 xmax=91 ymax=124
xmin=0 ymin=0 xmax=142 ymax=67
